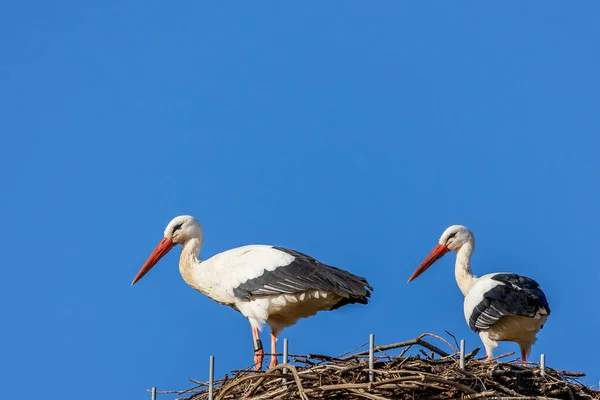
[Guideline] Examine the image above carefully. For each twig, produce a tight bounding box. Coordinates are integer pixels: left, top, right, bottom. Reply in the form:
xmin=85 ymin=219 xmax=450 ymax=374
xmin=444 ymin=330 xmax=460 ymax=350
xmin=489 ymin=351 xmax=516 ymax=362
xmin=417 ymin=332 xmax=458 ymax=353
xmin=305 ymin=353 xmax=344 ymax=362
xmin=349 ymin=388 xmax=393 ymax=400
xmin=341 ymin=333 xmax=451 ymax=360
xmin=461 ymin=391 xmax=496 ymax=399
xmin=336 ymin=341 xmax=369 ymax=358
xmin=175 ymin=335 xmax=595 ymax=400
xmin=485 ymin=379 xmax=522 ymax=397
xmin=555 ymin=370 xmax=586 ymax=377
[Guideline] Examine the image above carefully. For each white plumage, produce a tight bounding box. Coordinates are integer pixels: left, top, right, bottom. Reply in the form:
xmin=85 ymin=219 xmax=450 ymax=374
xmin=132 ymin=215 xmax=372 ymax=370
xmin=408 ymin=225 xmax=550 ymax=363
xmin=463 ymin=273 xmax=505 ymax=322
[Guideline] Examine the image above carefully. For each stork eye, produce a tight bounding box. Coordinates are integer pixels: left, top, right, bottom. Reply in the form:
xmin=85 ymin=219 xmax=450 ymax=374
xmin=172 ymin=223 xmax=183 ymax=234
xmin=447 ymin=232 xmax=457 ymax=241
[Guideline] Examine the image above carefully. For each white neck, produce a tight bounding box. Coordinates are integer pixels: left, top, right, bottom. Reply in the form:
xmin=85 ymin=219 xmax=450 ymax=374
xmin=455 ymin=240 xmax=475 ymax=296
xmin=178 ymin=237 xmax=204 ymax=291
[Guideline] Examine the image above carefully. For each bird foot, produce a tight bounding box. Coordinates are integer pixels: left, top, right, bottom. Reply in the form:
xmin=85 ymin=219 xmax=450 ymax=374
xmin=254 ymin=349 xmax=264 ymax=371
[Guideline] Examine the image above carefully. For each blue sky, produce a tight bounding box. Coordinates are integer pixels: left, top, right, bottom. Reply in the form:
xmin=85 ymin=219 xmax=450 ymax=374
xmin=1 ymin=1 xmax=599 ymax=398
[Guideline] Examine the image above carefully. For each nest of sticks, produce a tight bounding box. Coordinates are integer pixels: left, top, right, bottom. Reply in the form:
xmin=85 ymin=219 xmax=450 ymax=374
xmin=159 ymin=333 xmax=599 ymax=400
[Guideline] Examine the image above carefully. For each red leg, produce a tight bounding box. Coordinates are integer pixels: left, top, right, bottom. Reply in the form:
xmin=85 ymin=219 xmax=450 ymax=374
xmin=520 ymin=346 xmax=527 ymax=366
xmin=484 ymin=346 xmax=493 ymax=361
xmin=269 ymin=330 xmax=278 ymax=369
xmin=252 ymin=326 xmax=264 ymax=371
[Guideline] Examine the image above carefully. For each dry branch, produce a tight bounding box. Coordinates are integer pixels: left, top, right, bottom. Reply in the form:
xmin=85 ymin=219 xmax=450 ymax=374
xmin=167 ymin=333 xmax=599 ymax=400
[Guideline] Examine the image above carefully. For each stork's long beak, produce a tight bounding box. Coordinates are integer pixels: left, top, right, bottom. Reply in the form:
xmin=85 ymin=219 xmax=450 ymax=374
xmin=131 ymin=237 xmax=175 ymax=285
xmin=407 ymin=243 xmax=450 ymax=283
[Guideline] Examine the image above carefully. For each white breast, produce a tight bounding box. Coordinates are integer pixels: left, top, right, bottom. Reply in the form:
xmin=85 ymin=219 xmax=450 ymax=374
xmin=463 ymin=273 xmax=507 ymax=325
xmin=187 ymin=245 xmax=295 ymax=303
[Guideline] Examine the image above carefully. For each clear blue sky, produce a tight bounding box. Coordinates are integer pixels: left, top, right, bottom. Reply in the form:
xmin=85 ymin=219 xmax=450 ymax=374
xmin=1 ymin=2 xmax=599 ymax=398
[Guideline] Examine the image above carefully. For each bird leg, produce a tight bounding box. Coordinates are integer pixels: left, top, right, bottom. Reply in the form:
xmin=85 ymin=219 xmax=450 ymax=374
xmin=252 ymin=326 xmax=264 ymax=371
xmin=269 ymin=330 xmax=278 ymax=369
xmin=520 ymin=346 xmax=527 ymax=366
xmin=484 ymin=344 xmax=493 ymax=362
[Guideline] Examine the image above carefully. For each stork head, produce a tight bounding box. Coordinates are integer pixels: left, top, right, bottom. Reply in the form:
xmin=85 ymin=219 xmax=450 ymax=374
xmin=131 ymin=215 xmax=204 ymax=285
xmin=407 ymin=225 xmax=474 ymax=283
xmin=164 ymin=215 xmax=204 ymax=245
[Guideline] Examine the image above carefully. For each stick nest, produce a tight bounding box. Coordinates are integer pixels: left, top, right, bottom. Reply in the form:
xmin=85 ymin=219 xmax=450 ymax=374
xmin=160 ymin=333 xmax=599 ymax=400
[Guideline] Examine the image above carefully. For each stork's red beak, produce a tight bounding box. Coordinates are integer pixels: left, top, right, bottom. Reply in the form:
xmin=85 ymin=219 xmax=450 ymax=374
xmin=407 ymin=243 xmax=450 ymax=283
xmin=131 ymin=237 xmax=175 ymax=285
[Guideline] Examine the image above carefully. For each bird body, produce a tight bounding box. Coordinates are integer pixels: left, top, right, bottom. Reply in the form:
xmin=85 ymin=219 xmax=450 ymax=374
xmin=132 ymin=215 xmax=372 ymax=370
xmin=408 ymin=225 xmax=550 ymax=362
xmin=179 ymin=242 xmax=369 ymax=333
xmin=463 ymin=272 xmax=549 ymax=359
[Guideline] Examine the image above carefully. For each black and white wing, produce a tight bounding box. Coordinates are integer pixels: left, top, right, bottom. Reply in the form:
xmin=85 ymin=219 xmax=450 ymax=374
xmin=231 ymin=246 xmax=372 ymax=309
xmin=465 ymin=273 xmax=551 ymax=332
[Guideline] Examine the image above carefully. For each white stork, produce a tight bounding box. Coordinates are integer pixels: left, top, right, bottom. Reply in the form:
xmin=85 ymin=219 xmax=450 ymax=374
xmin=407 ymin=225 xmax=550 ymax=364
xmin=131 ymin=215 xmax=373 ymax=370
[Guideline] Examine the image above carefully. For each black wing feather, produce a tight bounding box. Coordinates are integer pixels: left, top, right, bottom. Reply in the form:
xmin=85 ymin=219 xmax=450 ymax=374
xmin=468 ymin=273 xmax=550 ymax=332
xmin=233 ymin=247 xmax=372 ymax=309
